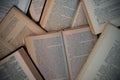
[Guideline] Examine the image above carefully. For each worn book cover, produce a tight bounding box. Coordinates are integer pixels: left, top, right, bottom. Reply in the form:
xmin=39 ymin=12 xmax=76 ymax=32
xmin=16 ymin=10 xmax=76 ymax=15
xmin=0 ymin=7 xmax=46 ymax=59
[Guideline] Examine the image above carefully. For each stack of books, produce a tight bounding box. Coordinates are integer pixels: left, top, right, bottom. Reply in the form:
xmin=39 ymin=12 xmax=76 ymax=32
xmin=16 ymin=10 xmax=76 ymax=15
xmin=0 ymin=0 xmax=120 ymax=80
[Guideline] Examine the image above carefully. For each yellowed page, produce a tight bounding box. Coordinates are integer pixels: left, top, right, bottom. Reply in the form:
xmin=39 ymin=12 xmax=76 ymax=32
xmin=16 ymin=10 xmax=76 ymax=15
xmin=29 ymin=0 xmax=45 ymax=22
xmin=72 ymin=2 xmax=88 ymax=27
xmin=40 ymin=0 xmax=79 ymax=31
xmin=63 ymin=26 xmax=97 ymax=80
xmin=76 ymin=24 xmax=120 ymax=80
xmin=0 ymin=7 xmax=46 ymax=59
xmin=0 ymin=48 xmax=37 ymax=80
xmin=82 ymin=0 xmax=120 ymax=34
xmin=25 ymin=32 xmax=69 ymax=80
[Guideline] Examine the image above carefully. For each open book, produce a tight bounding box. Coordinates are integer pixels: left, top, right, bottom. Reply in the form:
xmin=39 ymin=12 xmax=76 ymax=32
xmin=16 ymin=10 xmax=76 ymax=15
xmin=0 ymin=47 xmax=43 ymax=80
xmin=25 ymin=26 xmax=97 ymax=80
xmin=29 ymin=0 xmax=46 ymax=22
xmin=0 ymin=0 xmax=31 ymax=22
xmin=0 ymin=7 xmax=46 ymax=59
xmin=40 ymin=0 xmax=88 ymax=31
xmin=82 ymin=0 xmax=120 ymax=34
xmin=76 ymin=24 xmax=120 ymax=80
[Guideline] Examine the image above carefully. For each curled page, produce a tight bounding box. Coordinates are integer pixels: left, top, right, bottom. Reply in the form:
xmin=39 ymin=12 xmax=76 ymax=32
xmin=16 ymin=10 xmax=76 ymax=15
xmin=29 ymin=0 xmax=45 ymax=22
xmin=72 ymin=2 xmax=88 ymax=27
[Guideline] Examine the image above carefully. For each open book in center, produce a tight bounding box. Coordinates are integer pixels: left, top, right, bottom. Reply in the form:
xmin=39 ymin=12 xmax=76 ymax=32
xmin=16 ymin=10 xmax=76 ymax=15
xmin=25 ymin=26 xmax=97 ymax=80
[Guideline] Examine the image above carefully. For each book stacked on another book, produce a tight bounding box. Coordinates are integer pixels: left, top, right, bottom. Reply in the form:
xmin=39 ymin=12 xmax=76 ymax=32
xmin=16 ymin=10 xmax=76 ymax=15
xmin=0 ymin=0 xmax=120 ymax=80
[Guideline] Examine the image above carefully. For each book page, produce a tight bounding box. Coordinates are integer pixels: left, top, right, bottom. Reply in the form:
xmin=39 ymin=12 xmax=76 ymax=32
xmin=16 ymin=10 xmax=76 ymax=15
xmin=63 ymin=27 xmax=97 ymax=80
xmin=83 ymin=0 xmax=120 ymax=34
xmin=93 ymin=0 xmax=120 ymax=26
xmin=0 ymin=38 xmax=14 ymax=59
xmin=0 ymin=0 xmax=31 ymax=22
xmin=94 ymin=40 xmax=120 ymax=80
xmin=0 ymin=49 xmax=36 ymax=80
xmin=76 ymin=24 xmax=120 ymax=80
xmin=0 ymin=7 xmax=46 ymax=59
xmin=72 ymin=2 xmax=88 ymax=27
xmin=25 ymin=32 xmax=69 ymax=80
xmin=29 ymin=0 xmax=45 ymax=22
xmin=40 ymin=0 xmax=79 ymax=31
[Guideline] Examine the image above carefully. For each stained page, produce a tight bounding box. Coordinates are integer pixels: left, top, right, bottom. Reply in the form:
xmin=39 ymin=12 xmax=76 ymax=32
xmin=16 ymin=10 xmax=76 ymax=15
xmin=25 ymin=32 xmax=69 ymax=80
xmin=63 ymin=27 xmax=97 ymax=80
xmin=76 ymin=24 xmax=120 ymax=80
xmin=0 ymin=0 xmax=31 ymax=22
